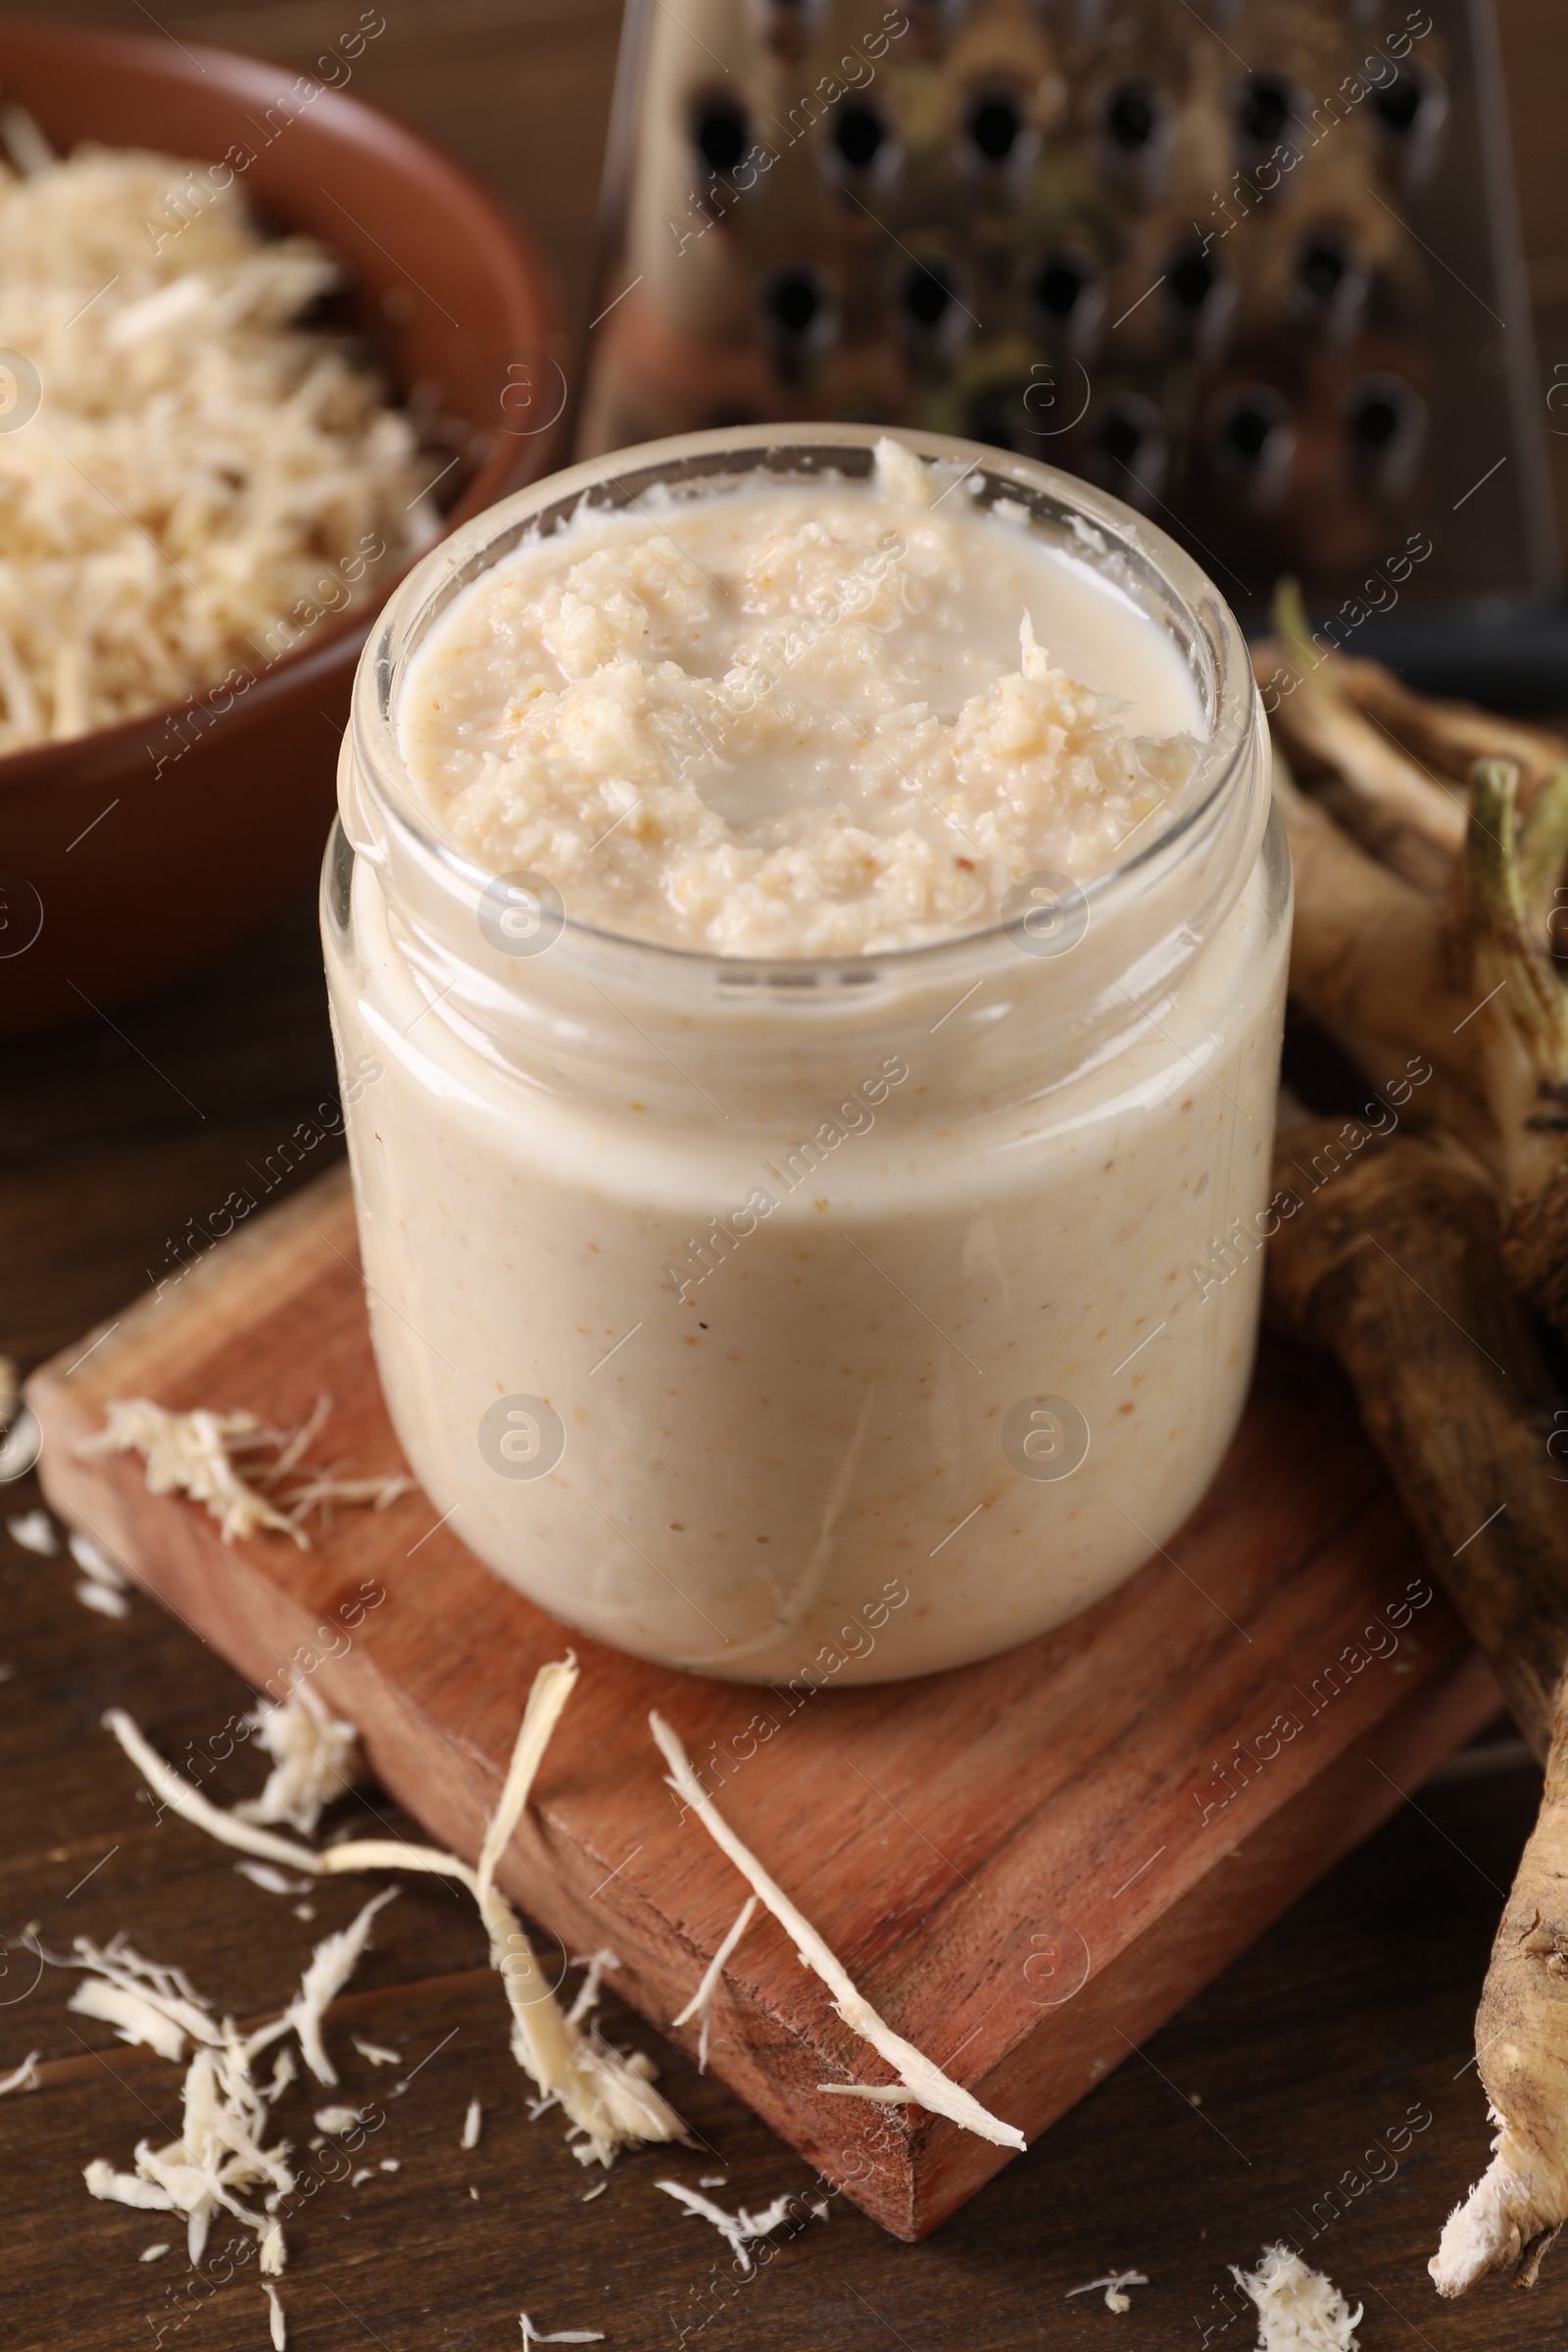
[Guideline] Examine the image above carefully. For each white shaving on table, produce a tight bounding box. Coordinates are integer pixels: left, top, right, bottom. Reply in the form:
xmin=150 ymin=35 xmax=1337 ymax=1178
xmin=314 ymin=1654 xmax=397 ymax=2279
xmin=0 ymin=2051 xmax=39 ymax=2095
xmin=1067 ymin=2270 xmax=1149 ymax=2314
xmin=314 ymin=2105 xmax=366 ymax=2135
xmin=79 ymin=1403 xmax=304 ymax=1545
xmin=1231 ymin=2247 xmax=1361 ymax=2352
xmin=70 ymin=1978 xmax=197 ymax=2063
xmin=462 ymin=2098 xmax=482 ymax=2149
xmin=235 ymin=1861 xmax=314 ymax=1896
xmin=79 ymin=1899 xmax=392 ymax=2277
xmin=7 ymin=1508 xmax=58 ymax=1555
xmin=140 ymin=2242 xmax=170 ymax=2262
xmin=235 ymin=1677 xmax=362 ymax=1838
xmin=518 ymin=2318 xmax=604 ymax=2345
xmin=671 ymin=1893 xmax=759 ymax=2074
xmin=102 ymin=1709 xmax=349 ymax=1872
xmin=74 ymin=1580 xmax=131 ymax=1620
xmin=655 ymin=2180 xmax=795 ymax=2278
xmin=273 ymin=1892 xmax=397 ymax=2087
xmin=475 ymin=1657 xmax=689 ymax=2168
xmin=353 ymin=2035 xmax=401 ymax=2067
xmin=264 ymin=2279 xmax=286 ymax=2349
xmin=84 ymin=2021 xmax=295 ymax=2272
xmin=60 ymin=1934 xmax=220 ymax=2064
xmin=102 ymin=1671 xmax=689 ymax=2168
xmin=650 ymin=1713 xmax=1025 ymax=2151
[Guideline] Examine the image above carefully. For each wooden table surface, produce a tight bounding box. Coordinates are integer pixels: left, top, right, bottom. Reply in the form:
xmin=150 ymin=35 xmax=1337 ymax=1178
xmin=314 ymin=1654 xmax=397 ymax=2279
xmin=4 ymin=3 xmax=1568 ymax=2347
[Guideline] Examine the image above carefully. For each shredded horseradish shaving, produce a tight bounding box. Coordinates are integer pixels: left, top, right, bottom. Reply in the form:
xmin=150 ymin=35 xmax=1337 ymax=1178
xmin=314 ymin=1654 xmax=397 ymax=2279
xmin=275 ymin=1472 xmax=416 ymax=1520
xmin=518 ymin=2318 xmax=604 ymax=2345
xmin=474 ymin=1658 xmax=688 ymax=2168
xmin=69 ymin=1977 xmax=203 ymax=2063
xmin=670 ymin=1893 xmax=759 ymax=2074
xmin=275 ymin=1892 xmax=397 ymax=2087
xmin=80 ymin=1403 xmax=303 ymax=1544
xmin=0 ymin=2051 xmax=39 ymax=2095
xmin=56 ymin=1933 xmax=220 ymax=2064
xmin=77 ymin=1897 xmax=391 ymax=2278
xmin=264 ymin=2279 xmax=286 ymax=2350
xmin=353 ymin=2035 xmax=401 ymax=2068
xmin=84 ymin=2015 xmax=298 ymax=2270
xmin=463 ymin=2098 xmax=482 ymax=2149
xmin=1231 ymin=2247 xmax=1362 ymax=2352
xmin=655 ymin=2179 xmax=795 ymax=2276
xmin=236 ymin=1677 xmax=362 ymax=1838
xmin=78 ymin=1398 xmax=415 ymax=1549
xmin=74 ymin=1904 xmax=382 ymax=2276
xmin=1067 ymin=2270 xmax=1149 ymax=2314
xmin=74 ymin=1578 xmax=131 ymax=1620
xmin=314 ymin=2105 xmax=367 ymax=2135
xmin=649 ymin=1712 xmax=1025 ymax=2150
xmin=6 ymin=1507 xmax=59 ymax=1555
xmin=236 ymin=1862 xmax=314 ymax=1897
xmin=103 ymin=1666 xmax=689 ymax=2168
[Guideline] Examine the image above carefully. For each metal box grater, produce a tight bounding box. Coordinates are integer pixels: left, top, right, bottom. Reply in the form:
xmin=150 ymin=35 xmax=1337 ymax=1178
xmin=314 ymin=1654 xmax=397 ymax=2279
xmin=576 ymin=0 xmax=1558 ymax=649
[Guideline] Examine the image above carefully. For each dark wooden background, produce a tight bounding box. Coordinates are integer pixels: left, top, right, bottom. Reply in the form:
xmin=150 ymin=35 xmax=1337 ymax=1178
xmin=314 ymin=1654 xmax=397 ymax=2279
xmin=4 ymin=2 xmax=1568 ymax=2346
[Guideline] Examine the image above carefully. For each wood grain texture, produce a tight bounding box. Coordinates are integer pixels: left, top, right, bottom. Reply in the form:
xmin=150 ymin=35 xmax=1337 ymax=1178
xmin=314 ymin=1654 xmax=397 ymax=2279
xmin=27 ymin=1169 xmax=1501 ymax=2237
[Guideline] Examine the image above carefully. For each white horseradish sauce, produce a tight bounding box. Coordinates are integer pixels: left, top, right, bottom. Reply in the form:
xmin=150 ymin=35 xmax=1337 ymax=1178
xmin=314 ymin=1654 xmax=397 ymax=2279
xmin=329 ymin=428 xmax=1287 ymax=1681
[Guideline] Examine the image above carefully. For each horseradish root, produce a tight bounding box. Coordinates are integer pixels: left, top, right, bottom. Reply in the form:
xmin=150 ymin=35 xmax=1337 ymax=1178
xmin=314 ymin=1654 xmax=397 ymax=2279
xmin=1430 ymin=1694 xmax=1568 ymax=2295
xmin=1270 ymin=736 xmax=1568 ymax=1334
xmin=1261 ymin=585 xmax=1463 ymax=891
xmin=1267 ymin=1120 xmax=1568 ymax=2291
xmin=1259 ymin=624 xmax=1568 ymax=2292
xmin=1266 ymin=1119 xmax=1568 ymax=1759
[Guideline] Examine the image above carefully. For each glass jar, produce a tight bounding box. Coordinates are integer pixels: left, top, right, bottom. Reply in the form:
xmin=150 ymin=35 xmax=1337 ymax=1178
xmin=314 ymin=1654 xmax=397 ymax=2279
xmin=322 ymin=423 xmax=1288 ymax=1684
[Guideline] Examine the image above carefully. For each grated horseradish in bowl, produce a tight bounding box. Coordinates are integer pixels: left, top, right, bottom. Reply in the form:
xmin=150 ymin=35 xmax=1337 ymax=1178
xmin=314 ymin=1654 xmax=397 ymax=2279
xmin=325 ymin=424 xmax=1289 ymax=1682
xmin=0 ymin=23 xmax=561 ymax=1034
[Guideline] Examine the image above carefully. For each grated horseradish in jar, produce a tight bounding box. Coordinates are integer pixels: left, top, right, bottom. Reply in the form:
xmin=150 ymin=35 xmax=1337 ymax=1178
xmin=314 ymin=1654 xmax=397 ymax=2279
xmin=325 ymin=425 xmax=1289 ymax=1682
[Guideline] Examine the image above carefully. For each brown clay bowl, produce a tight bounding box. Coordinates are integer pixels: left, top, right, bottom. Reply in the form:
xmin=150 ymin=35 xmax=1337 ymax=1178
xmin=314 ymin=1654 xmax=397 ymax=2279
xmin=0 ymin=24 xmax=564 ymax=1034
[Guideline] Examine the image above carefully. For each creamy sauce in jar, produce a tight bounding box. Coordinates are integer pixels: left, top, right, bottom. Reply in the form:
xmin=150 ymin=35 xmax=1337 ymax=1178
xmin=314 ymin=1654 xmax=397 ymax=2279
xmin=399 ymin=440 xmax=1200 ymax=957
xmin=330 ymin=428 xmax=1287 ymax=1683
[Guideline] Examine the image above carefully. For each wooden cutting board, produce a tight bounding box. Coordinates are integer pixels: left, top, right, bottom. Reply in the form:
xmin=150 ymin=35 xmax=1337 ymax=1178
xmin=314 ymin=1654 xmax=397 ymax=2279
xmin=27 ymin=1165 xmax=1498 ymax=2239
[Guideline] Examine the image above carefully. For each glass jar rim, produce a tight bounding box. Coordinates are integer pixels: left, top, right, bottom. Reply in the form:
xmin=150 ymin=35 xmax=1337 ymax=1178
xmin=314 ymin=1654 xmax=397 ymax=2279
xmin=349 ymin=420 xmax=1259 ymax=985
